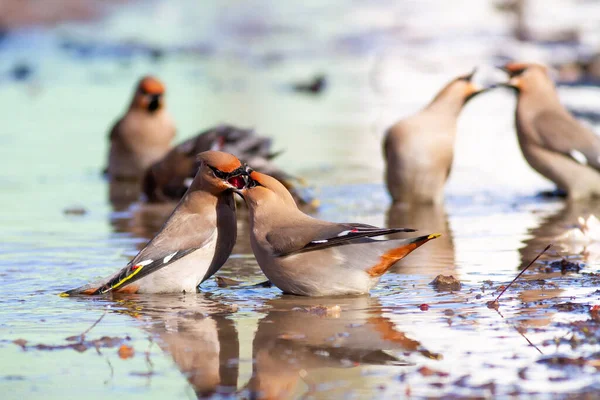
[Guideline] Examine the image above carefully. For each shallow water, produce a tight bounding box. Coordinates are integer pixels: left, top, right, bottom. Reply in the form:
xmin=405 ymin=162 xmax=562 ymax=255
xmin=2 ymin=1 xmax=600 ymax=399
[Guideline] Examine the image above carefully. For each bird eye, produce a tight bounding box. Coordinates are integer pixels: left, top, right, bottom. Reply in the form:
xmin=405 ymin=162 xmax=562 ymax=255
xmin=208 ymin=165 xmax=227 ymax=179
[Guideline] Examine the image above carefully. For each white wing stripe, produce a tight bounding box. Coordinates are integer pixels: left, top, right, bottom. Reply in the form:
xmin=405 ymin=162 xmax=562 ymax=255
xmin=136 ymin=259 xmax=153 ymax=267
xmin=570 ymin=150 xmax=587 ymax=165
xmin=163 ymin=252 xmax=178 ymax=264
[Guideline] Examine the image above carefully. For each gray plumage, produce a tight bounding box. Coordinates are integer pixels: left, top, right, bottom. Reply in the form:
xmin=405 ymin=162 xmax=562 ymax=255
xmin=504 ymin=62 xmax=600 ymax=200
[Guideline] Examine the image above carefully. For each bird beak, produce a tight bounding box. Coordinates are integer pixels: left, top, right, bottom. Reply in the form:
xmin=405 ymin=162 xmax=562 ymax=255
xmin=497 ymin=65 xmax=511 ymax=75
xmin=463 ymin=67 xmax=496 ymax=101
xmin=472 ymin=66 xmax=517 ymax=91
xmin=464 ymin=82 xmax=486 ymax=102
xmin=464 ymin=67 xmax=477 ymax=82
xmin=226 ymin=174 xmax=247 ymax=190
xmin=226 ymin=165 xmax=251 ymax=197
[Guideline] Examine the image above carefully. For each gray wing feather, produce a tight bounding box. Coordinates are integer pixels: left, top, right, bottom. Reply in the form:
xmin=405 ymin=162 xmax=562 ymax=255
xmin=266 ymin=221 xmax=415 ymax=257
xmin=534 ymin=111 xmax=600 ymax=170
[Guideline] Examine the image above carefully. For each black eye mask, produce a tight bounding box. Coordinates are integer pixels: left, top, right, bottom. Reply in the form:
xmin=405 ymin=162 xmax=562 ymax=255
xmin=208 ymin=165 xmax=248 ymax=189
xmin=244 ymin=166 xmax=263 ymax=188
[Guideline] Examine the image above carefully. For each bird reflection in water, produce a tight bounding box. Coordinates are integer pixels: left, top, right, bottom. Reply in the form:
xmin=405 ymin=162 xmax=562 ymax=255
xmin=515 ymin=201 xmax=600 ymax=328
xmin=244 ymin=295 xmax=440 ymax=399
xmin=110 ymin=293 xmax=239 ymax=398
xmin=386 ymin=203 xmax=456 ymax=277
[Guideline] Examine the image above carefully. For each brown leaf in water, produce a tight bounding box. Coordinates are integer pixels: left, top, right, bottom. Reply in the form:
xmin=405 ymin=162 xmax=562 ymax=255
xmin=487 ymin=300 xmax=499 ymax=310
xmin=590 ymin=305 xmax=600 ymax=321
xmin=430 ymin=275 xmax=461 ymax=291
xmin=553 ymin=302 xmax=588 ymax=312
xmin=72 ymin=343 xmax=88 ymax=353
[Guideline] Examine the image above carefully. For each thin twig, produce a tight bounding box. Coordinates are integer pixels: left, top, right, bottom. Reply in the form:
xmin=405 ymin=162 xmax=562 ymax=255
xmin=79 ymin=310 xmax=108 ymax=342
xmin=517 ymin=329 xmax=543 ymax=355
xmin=494 ymin=244 xmax=552 ymax=303
xmin=104 ymin=356 xmax=115 ymax=386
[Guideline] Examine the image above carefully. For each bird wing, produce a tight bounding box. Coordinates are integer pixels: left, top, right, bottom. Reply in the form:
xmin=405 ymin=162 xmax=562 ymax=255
xmin=62 ymin=207 xmax=219 ymax=296
xmin=533 ymin=111 xmax=600 ymax=171
xmin=266 ymin=222 xmax=416 ymax=257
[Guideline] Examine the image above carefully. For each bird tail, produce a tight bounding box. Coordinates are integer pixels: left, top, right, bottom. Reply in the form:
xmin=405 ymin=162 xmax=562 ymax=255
xmin=60 ymin=283 xmax=102 ymax=297
xmin=366 ymin=233 xmax=440 ymax=277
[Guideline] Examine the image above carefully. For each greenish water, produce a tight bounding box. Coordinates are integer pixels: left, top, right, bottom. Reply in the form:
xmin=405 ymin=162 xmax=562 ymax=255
xmin=2 ymin=1 xmax=600 ymax=398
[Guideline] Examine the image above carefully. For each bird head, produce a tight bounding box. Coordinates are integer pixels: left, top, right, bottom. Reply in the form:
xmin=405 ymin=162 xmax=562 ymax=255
xmin=428 ymin=68 xmax=486 ymax=110
xmin=236 ymin=168 xmax=298 ymax=209
xmin=498 ymin=62 xmax=552 ymax=92
xmin=194 ymin=151 xmax=248 ymax=195
xmin=132 ymin=76 xmax=166 ymax=113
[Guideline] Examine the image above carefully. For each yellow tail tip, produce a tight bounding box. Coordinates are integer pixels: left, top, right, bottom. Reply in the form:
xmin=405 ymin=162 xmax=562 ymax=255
xmin=59 ymin=292 xmax=70 ymax=297
xmin=427 ymin=233 xmax=442 ymax=240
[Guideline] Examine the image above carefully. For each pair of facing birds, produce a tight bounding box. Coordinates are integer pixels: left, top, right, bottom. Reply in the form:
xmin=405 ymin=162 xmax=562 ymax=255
xmin=386 ymin=62 xmax=600 ymax=203
xmin=63 ymin=60 xmax=600 ymax=297
xmin=63 ymin=151 xmax=439 ymax=297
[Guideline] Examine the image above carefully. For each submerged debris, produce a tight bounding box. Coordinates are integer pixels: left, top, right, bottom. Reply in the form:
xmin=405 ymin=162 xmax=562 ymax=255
xmin=552 ymin=302 xmax=589 ymax=313
xmin=537 ymin=355 xmax=588 ymax=367
xmin=292 ymin=74 xmax=327 ymax=94
xmin=13 ymin=335 xmax=131 ymax=353
xmin=63 ymin=206 xmax=87 ymax=215
xmin=430 ymin=275 xmax=461 ymax=291
xmin=547 ymin=258 xmax=583 ymax=274
xmin=11 ymin=310 xmax=130 ymax=353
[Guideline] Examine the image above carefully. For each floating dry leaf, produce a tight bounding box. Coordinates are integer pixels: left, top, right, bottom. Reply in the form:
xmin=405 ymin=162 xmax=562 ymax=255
xmin=487 ymin=300 xmax=499 ymax=310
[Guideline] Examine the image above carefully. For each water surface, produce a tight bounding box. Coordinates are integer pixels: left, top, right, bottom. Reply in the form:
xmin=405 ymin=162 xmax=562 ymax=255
xmin=2 ymin=1 xmax=600 ymax=398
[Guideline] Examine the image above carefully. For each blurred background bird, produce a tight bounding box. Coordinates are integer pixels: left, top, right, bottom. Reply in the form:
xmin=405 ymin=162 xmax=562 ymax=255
xmin=500 ymin=62 xmax=600 ymax=200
